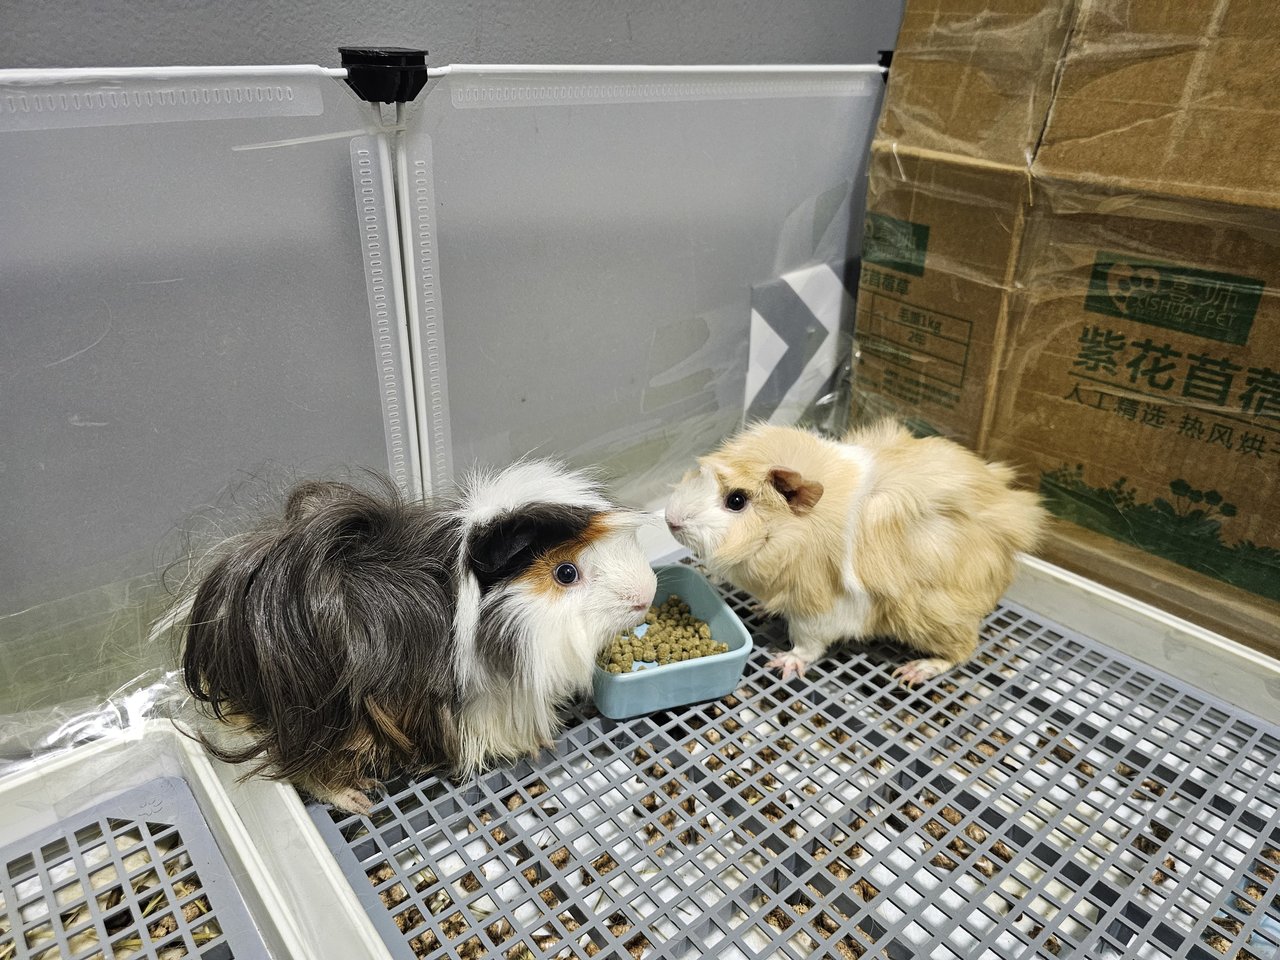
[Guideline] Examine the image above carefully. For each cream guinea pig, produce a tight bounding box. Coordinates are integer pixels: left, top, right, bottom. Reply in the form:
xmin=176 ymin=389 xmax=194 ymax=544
xmin=664 ymin=421 xmax=1047 ymax=686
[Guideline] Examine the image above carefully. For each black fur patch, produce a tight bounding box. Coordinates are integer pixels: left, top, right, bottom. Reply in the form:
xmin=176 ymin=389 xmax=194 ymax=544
xmin=181 ymin=474 xmax=465 ymax=792
xmin=466 ymin=504 xmax=596 ymax=593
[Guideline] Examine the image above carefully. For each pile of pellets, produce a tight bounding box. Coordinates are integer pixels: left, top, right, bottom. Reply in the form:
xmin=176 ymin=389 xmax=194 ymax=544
xmin=598 ymin=595 xmax=726 ymax=673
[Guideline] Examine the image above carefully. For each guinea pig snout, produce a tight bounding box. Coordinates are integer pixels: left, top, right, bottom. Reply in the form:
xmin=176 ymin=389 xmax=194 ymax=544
xmin=627 ymin=568 xmax=658 ymax=612
xmin=664 ymin=508 xmax=685 ymax=533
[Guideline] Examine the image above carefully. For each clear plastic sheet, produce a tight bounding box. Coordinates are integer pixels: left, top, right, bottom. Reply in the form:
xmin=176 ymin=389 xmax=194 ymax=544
xmin=0 ymin=65 xmax=402 ymax=768
xmin=399 ymin=66 xmax=883 ymax=505
xmin=0 ymin=62 xmax=881 ymax=794
xmin=0 ymin=670 xmax=184 ymax=778
xmin=0 ymin=62 xmax=886 ymax=959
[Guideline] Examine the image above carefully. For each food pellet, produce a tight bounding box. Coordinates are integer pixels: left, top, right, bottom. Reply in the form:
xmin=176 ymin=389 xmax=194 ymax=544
xmin=597 ymin=595 xmax=728 ymax=673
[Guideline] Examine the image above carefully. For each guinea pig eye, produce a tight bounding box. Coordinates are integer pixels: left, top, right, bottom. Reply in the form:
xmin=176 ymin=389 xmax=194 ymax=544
xmin=724 ymin=490 xmax=749 ymax=512
xmin=553 ymin=562 xmax=580 ymax=585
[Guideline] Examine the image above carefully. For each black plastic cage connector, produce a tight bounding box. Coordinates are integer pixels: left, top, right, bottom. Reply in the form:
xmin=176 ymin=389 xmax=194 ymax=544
xmin=340 ymin=47 xmax=430 ymax=104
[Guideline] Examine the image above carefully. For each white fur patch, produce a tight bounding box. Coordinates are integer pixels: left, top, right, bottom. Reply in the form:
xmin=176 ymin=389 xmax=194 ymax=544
xmin=452 ymin=466 xmax=656 ymax=772
xmin=452 ymin=573 xmax=484 ymax=694
xmin=462 ymin=460 xmax=610 ymax=526
xmin=788 ymin=589 xmax=873 ymax=660
xmin=833 ymin=441 xmax=876 ymax=596
xmin=664 ymin=464 xmax=733 ymax=566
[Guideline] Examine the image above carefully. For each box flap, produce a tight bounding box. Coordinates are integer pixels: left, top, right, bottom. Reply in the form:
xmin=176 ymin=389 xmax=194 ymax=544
xmin=1036 ymin=0 xmax=1280 ymax=209
xmin=876 ymin=0 xmax=1076 ymax=166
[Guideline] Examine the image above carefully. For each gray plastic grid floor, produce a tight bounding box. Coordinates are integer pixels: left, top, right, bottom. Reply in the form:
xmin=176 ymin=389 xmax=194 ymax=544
xmin=0 ymin=777 xmax=265 ymax=960
xmin=309 ymin=583 xmax=1280 ymax=960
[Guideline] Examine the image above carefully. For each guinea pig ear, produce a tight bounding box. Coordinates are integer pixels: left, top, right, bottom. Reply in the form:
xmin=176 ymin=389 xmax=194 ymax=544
xmin=466 ymin=505 xmax=594 ymax=592
xmin=768 ymin=467 xmax=824 ymax=515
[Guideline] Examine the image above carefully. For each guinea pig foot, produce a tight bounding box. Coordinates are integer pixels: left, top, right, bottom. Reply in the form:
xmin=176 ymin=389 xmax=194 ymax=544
xmin=325 ymin=786 xmax=375 ymax=816
xmin=892 ymin=658 xmax=953 ymax=689
xmin=766 ymin=652 xmax=810 ymax=682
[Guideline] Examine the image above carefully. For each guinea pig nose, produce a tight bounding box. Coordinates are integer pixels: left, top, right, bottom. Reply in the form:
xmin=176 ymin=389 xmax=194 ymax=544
xmin=664 ymin=511 xmax=683 ymax=532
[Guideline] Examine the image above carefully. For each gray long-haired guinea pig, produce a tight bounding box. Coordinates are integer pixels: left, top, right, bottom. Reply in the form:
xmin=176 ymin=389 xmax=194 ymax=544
xmin=177 ymin=461 xmax=656 ymax=813
xmin=664 ymin=421 xmax=1047 ymax=687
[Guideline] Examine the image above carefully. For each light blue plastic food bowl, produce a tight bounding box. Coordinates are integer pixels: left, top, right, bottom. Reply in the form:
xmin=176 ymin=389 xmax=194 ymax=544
xmin=592 ymin=564 xmax=752 ymax=720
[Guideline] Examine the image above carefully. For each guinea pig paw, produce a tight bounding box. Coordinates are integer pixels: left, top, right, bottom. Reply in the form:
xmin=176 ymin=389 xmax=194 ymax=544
xmin=330 ymin=787 xmax=374 ymax=816
xmin=766 ymin=652 xmax=809 ymax=682
xmin=893 ymin=658 xmax=952 ymax=689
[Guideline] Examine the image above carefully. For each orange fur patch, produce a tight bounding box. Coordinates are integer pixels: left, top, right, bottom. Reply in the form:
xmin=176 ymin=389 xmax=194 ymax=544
xmin=516 ymin=514 xmax=614 ymax=597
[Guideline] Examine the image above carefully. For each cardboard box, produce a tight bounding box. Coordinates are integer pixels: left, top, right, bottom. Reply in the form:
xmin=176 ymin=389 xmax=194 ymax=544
xmin=988 ymin=187 xmax=1280 ymax=647
xmin=856 ymin=148 xmax=1027 ymax=450
xmin=857 ymin=0 xmax=1280 ymax=653
xmin=853 ymin=0 xmax=1074 ymax=443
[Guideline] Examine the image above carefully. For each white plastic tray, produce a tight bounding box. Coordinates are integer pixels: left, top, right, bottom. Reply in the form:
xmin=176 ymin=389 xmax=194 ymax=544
xmin=0 ymin=721 xmax=341 ymax=960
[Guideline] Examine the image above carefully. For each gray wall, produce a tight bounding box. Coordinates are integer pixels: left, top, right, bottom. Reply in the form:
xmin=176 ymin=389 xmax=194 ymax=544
xmin=2 ymin=0 xmax=903 ymax=69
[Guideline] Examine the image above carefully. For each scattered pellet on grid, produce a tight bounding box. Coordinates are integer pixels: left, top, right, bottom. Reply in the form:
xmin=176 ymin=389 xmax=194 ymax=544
xmin=311 ymin=564 xmax=1280 ymax=960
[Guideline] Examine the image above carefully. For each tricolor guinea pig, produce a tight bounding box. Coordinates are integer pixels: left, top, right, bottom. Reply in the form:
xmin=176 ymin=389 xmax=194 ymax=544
xmin=449 ymin=460 xmax=657 ymax=771
xmin=664 ymin=421 xmax=1047 ymax=686
xmin=175 ymin=461 xmax=655 ymax=813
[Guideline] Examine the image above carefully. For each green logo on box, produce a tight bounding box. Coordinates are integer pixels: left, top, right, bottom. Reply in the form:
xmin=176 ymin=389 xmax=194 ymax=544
xmin=863 ymin=213 xmax=929 ymax=277
xmin=1084 ymin=253 xmax=1263 ymax=346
